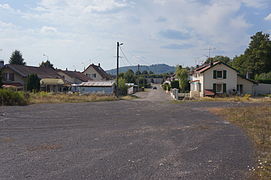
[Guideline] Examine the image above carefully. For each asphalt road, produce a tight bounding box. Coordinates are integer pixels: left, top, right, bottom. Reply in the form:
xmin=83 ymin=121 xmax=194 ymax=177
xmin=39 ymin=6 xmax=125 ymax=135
xmin=0 ymin=85 xmax=254 ymax=180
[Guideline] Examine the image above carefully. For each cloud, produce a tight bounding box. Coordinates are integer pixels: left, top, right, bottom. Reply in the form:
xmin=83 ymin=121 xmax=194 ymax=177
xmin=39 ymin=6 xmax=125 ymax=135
xmin=156 ymin=17 xmax=167 ymax=23
xmin=159 ymin=29 xmax=189 ymax=40
xmin=265 ymin=13 xmax=271 ymax=21
xmin=161 ymin=43 xmax=193 ymax=50
xmin=40 ymin=26 xmax=58 ymax=34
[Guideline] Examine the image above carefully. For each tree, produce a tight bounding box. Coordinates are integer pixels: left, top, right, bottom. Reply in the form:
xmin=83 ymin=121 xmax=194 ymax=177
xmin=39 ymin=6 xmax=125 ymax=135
xmin=175 ymin=65 xmax=189 ymax=92
xmin=142 ymin=70 xmax=148 ymax=75
xmin=135 ymin=71 xmax=141 ymax=75
xmin=40 ymin=60 xmax=54 ymax=68
xmin=9 ymin=50 xmax=26 ymax=65
xmin=204 ymin=56 xmax=231 ymax=65
xmin=117 ymin=77 xmax=128 ymax=96
xmin=27 ymin=74 xmax=40 ymax=92
xmin=0 ymin=70 xmax=2 ymax=88
xmin=149 ymin=71 xmax=154 ymax=74
xmin=232 ymin=32 xmax=271 ymax=78
xmin=124 ymin=69 xmax=135 ymax=83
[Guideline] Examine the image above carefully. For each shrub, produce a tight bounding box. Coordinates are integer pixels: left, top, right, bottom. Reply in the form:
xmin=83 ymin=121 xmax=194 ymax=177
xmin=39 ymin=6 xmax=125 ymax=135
xmin=0 ymin=89 xmax=29 ymax=106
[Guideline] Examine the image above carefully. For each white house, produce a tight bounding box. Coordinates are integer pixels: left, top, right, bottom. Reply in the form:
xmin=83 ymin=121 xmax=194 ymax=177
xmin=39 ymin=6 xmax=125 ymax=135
xmin=190 ymin=62 xmax=257 ymax=97
xmin=83 ymin=63 xmax=111 ymax=81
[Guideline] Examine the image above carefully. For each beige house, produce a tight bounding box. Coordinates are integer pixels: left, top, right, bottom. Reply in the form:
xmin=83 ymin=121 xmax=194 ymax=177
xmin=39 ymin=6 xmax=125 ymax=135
xmin=1 ymin=64 xmax=64 ymax=92
xmin=190 ymin=62 xmax=257 ymax=97
xmin=57 ymin=69 xmax=92 ymax=84
xmin=83 ymin=63 xmax=111 ymax=81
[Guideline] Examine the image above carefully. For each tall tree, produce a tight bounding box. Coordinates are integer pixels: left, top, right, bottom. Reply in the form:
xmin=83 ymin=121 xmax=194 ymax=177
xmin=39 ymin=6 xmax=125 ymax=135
xmin=40 ymin=60 xmax=54 ymax=68
xmin=204 ymin=56 xmax=231 ymax=65
xmin=124 ymin=69 xmax=135 ymax=83
xmin=175 ymin=65 xmax=189 ymax=92
xmin=9 ymin=50 xmax=26 ymax=65
xmin=232 ymin=32 xmax=271 ymax=78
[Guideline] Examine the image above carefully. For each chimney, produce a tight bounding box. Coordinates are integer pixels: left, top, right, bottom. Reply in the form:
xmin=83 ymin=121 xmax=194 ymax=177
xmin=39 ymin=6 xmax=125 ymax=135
xmin=98 ymin=63 xmax=100 ymax=67
xmin=0 ymin=60 xmax=4 ymax=69
xmin=246 ymin=72 xmax=250 ymax=79
xmin=66 ymin=68 xmax=68 ymax=71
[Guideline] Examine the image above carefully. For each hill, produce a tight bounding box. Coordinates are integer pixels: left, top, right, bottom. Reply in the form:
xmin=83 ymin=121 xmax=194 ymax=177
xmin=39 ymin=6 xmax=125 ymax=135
xmin=106 ymin=64 xmax=175 ymax=75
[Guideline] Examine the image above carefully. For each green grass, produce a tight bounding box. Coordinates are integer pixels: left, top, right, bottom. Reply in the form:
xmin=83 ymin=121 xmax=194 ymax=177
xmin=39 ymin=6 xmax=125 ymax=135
xmin=209 ymin=106 xmax=271 ymax=180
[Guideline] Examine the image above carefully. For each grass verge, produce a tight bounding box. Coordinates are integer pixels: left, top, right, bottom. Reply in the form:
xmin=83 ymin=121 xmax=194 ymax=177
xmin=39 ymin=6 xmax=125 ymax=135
xmin=29 ymin=92 xmax=118 ymax=104
xmin=198 ymin=95 xmax=271 ymax=103
xmin=209 ymin=106 xmax=271 ymax=180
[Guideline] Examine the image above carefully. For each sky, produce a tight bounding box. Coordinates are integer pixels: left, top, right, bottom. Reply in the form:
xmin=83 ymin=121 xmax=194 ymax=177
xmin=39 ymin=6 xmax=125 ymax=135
xmin=0 ymin=0 xmax=271 ymax=71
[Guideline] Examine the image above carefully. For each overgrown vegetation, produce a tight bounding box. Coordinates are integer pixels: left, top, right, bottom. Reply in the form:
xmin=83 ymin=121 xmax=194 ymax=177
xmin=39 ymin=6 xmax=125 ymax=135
xmin=197 ymin=95 xmax=271 ymax=103
xmin=0 ymin=89 xmax=29 ymax=106
xmin=175 ymin=65 xmax=189 ymax=92
xmin=209 ymin=106 xmax=271 ymax=180
xmin=29 ymin=92 xmax=117 ymax=104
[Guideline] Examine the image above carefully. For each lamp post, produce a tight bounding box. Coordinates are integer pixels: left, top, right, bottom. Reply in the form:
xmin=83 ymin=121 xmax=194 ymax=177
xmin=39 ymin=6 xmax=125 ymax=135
xmin=116 ymin=42 xmax=123 ymax=97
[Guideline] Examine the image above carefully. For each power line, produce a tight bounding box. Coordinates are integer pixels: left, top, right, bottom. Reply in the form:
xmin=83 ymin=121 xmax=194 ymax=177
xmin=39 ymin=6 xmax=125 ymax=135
xmin=119 ymin=46 xmax=134 ymax=66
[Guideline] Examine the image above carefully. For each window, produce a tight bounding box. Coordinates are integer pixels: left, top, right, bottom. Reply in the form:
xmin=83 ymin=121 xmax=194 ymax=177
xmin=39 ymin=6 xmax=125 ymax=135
xmin=92 ymin=74 xmax=96 ymax=78
xmin=216 ymin=84 xmax=222 ymax=93
xmin=216 ymin=71 xmax=222 ymax=78
xmin=9 ymin=73 xmax=14 ymax=81
xmin=213 ymin=83 xmax=226 ymax=93
xmin=213 ymin=70 xmax=227 ymax=79
xmin=3 ymin=73 xmax=7 ymax=81
xmin=237 ymin=84 xmax=243 ymax=94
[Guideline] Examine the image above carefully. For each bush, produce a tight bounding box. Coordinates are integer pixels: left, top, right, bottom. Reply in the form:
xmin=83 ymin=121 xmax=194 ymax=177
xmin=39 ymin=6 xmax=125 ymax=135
xmin=0 ymin=89 xmax=29 ymax=106
xmin=171 ymin=80 xmax=179 ymax=89
xmin=162 ymin=83 xmax=171 ymax=91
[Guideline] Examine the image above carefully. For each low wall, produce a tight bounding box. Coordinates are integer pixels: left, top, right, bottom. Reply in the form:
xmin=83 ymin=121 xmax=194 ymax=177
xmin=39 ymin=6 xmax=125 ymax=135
xmin=255 ymin=83 xmax=271 ymax=95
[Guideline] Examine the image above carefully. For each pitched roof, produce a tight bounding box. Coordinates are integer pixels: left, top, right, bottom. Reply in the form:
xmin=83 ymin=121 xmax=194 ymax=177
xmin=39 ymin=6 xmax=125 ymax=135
xmin=83 ymin=64 xmax=111 ymax=80
xmin=75 ymin=80 xmax=115 ymax=87
xmin=237 ymin=74 xmax=258 ymax=84
xmin=5 ymin=64 xmax=61 ymax=79
xmin=58 ymin=70 xmax=92 ymax=82
xmin=193 ymin=61 xmax=239 ymax=74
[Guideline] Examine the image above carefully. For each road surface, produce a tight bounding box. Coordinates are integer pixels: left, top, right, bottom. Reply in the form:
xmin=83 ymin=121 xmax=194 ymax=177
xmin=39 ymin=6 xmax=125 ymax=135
xmin=0 ymin=85 xmax=254 ymax=180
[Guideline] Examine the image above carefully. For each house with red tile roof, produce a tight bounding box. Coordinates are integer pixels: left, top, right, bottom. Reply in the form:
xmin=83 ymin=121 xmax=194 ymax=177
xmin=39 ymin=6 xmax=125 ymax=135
xmin=190 ymin=61 xmax=257 ymax=97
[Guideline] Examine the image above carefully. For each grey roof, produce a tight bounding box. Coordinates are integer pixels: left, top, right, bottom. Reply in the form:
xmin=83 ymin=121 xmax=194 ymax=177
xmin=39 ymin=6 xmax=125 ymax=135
xmin=5 ymin=64 xmax=61 ymax=79
xmin=74 ymin=81 xmax=115 ymax=87
xmin=57 ymin=70 xmax=92 ymax=82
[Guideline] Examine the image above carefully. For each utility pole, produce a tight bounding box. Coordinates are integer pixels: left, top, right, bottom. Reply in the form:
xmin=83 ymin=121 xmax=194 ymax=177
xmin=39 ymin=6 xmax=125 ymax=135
xmin=116 ymin=42 xmax=123 ymax=97
xmin=137 ymin=64 xmax=140 ymax=72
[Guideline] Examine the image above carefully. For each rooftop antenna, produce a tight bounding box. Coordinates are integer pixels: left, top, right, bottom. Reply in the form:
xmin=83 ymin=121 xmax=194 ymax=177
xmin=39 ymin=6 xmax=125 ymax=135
xmin=202 ymin=47 xmax=216 ymax=59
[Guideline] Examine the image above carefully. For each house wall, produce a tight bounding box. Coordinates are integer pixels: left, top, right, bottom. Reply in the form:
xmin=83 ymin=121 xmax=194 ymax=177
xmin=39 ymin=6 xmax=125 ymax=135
xmin=203 ymin=64 xmax=237 ymax=96
xmin=74 ymin=86 xmax=114 ymax=95
xmin=237 ymin=76 xmax=254 ymax=95
xmin=254 ymin=83 xmax=271 ymax=95
xmin=83 ymin=66 xmax=103 ymax=81
xmin=57 ymin=71 xmax=74 ymax=84
xmin=1 ymin=68 xmax=26 ymax=89
xmin=190 ymin=73 xmax=204 ymax=97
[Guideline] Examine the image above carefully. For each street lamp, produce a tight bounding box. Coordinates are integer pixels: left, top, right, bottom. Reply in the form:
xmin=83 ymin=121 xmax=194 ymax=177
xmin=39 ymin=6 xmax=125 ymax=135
xmin=116 ymin=42 xmax=123 ymax=97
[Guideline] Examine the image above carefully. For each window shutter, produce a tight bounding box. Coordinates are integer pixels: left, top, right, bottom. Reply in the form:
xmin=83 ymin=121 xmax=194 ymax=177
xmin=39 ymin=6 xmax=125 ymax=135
xmin=213 ymin=83 xmax=216 ymax=93
xmin=223 ymin=70 xmax=227 ymax=79
xmin=213 ymin=70 xmax=217 ymax=79
xmin=223 ymin=84 xmax=227 ymax=93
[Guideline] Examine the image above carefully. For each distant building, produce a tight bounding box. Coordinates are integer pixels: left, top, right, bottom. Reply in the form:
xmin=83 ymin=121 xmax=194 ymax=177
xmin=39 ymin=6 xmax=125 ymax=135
xmin=83 ymin=63 xmax=111 ymax=81
xmin=57 ymin=69 xmax=92 ymax=84
xmin=71 ymin=81 xmax=115 ymax=95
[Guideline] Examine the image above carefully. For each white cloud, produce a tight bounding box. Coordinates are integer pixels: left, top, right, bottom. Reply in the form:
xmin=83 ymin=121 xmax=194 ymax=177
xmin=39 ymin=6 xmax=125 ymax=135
xmin=265 ymin=13 xmax=271 ymax=21
xmin=40 ymin=26 xmax=58 ymax=34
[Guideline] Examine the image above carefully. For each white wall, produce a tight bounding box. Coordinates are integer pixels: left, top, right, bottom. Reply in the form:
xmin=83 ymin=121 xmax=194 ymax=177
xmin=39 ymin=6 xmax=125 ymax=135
xmin=203 ymin=64 xmax=237 ymax=96
xmin=237 ymin=76 xmax=254 ymax=95
xmin=83 ymin=66 xmax=103 ymax=81
xmin=255 ymin=84 xmax=271 ymax=95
